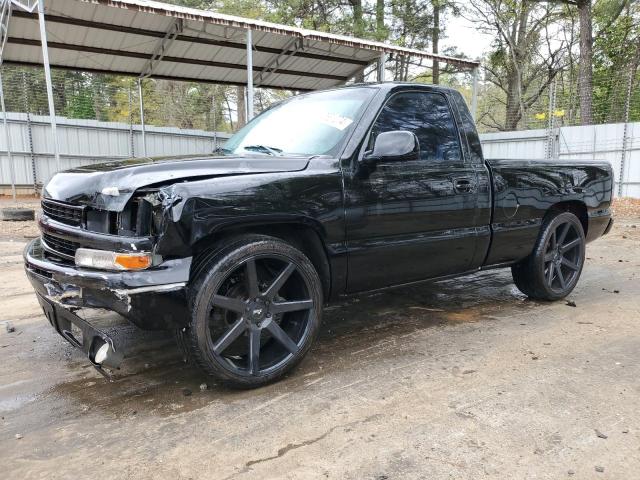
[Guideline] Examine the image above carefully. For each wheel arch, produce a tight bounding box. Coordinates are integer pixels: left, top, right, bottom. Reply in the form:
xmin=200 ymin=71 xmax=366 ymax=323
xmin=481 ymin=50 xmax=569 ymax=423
xmin=546 ymin=200 xmax=588 ymax=237
xmin=190 ymin=220 xmax=332 ymax=301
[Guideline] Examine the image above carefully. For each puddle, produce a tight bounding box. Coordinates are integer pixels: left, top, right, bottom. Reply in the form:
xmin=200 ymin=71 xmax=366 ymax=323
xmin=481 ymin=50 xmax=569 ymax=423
xmin=0 ymin=393 xmax=38 ymax=412
xmin=318 ymin=270 xmax=537 ymax=348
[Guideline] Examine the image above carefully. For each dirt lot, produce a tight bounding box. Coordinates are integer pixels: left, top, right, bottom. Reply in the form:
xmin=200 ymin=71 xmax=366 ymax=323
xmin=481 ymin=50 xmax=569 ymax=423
xmin=1 ymin=201 xmax=639 ymax=479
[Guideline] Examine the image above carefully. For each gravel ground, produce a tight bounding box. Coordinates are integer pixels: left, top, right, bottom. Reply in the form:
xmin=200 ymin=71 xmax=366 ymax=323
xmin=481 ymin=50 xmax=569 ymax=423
xmin=612 ymin=197 xmax=640 ymax=218
xmin=0 ymin=200 xmax=638 ymax=479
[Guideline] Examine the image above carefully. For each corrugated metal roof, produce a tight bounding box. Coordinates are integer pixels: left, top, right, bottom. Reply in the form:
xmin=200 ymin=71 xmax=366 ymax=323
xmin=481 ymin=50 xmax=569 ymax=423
xmin=4 ymin=0 xmax=479 ymax=91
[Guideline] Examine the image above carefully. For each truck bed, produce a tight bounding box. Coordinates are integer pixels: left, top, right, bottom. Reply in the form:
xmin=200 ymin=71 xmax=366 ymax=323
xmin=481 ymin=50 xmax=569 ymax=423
xmin=483 ymin=159 xmax=613 ymax=266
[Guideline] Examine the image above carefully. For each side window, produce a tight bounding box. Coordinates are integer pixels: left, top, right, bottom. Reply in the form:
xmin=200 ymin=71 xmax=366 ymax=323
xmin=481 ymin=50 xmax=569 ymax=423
xmin=369 ymin=92 xmax=462 ymax=164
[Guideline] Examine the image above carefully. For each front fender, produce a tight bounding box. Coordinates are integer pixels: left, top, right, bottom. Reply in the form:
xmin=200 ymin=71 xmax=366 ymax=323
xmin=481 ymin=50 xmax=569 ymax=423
xmin=153 ymin=162 xmax=344 ymax=258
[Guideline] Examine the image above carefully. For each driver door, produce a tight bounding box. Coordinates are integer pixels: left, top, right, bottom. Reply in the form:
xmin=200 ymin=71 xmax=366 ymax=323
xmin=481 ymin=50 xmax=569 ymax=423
xmin=344 ymin=90 xmax=481 ymax=292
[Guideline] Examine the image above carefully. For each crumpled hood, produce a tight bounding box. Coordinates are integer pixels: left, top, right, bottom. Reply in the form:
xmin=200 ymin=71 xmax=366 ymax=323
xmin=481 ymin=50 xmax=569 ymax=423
xmin=43 ymin=154 xmax=310 ymax=211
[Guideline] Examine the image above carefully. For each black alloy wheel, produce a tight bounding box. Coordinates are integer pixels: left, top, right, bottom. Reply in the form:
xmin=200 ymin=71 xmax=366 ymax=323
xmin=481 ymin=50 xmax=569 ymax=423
xmin=208 ymin=255 xmax=314 ymax=376
xmin=512 ymin=211 xmax=586 ymax=301
xmin=542 ymin=221 xmax=583 ymax=293
xmin=185 ymin=236 xmax=323 ymax=388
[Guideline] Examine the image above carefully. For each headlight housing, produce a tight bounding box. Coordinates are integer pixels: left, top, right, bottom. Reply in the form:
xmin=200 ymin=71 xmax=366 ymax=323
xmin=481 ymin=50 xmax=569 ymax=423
xmin=75 ymin=248 xmax=156 ymax=271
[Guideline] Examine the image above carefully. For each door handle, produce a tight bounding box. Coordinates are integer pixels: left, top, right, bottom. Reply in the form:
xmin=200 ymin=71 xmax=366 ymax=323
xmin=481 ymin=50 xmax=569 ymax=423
xmin=453 ymin=178 xmax=474 ymax=193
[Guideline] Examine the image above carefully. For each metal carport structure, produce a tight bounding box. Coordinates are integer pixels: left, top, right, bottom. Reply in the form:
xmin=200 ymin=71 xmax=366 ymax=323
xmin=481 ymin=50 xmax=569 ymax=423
xmin=0 ymin=0 xmax=480 ymax=199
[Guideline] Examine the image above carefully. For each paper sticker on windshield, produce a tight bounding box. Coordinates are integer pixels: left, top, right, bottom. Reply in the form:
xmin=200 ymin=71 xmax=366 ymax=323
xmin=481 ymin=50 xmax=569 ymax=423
xmin=318 ymin=113 xmax=353 ymax=131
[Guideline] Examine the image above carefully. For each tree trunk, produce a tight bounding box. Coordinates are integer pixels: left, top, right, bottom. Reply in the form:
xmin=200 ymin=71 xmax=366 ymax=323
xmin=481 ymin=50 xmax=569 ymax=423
xmin=236 ymin=86 xmax=246 ymax=129
xmin=505 ymin=68 xmax=521 ymax=130
xmin=224 ymin=93 xmax=234 ymax=131
xmin=350 ymin=0 xmax=364 ymax=37
xmin=627 ymin=35 xmax=640 ymax=119
xmin=376 ymin=0 xmax=385 ymax=41
xmin=502 ymin=1 xmax=529 ymax=131
xmin=398 ymin=55 xmax=407 ymax=81
xmin=577 ymin=0 xmax=593 ymax=125
xmin=350 ymin=0 xmax=365 ymax=82
xmin=432 ymin=1 xmax=440 ymax=84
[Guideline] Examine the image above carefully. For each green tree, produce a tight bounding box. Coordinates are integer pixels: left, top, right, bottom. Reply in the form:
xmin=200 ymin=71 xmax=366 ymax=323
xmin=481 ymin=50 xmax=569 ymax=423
xmin=591 ymin=1 xmax=640 ymax=123
xmin=465 ymin=0 xmax=567 ymax=131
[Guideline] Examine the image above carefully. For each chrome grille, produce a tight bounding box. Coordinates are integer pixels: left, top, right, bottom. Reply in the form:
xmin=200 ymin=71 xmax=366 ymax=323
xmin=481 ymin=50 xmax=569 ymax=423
xmin=41 ymin=199 xmax=84 ymax=227
xmin=26 ymin=264 xmax=53 ymax=279
xmin=42 ymin=233 xmax=80 ymax=260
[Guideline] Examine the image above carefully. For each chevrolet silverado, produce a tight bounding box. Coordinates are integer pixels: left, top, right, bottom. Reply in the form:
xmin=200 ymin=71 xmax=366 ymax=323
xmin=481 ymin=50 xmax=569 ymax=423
xmin=24 ymin=83 xmax=614 ymax=387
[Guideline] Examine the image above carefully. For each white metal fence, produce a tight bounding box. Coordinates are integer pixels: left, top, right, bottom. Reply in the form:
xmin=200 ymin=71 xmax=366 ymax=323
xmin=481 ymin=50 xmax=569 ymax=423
xmin=480 ymin=122 xmax=640 ymax=198
xmin=0 ymin=112 xmax=230 ymax=190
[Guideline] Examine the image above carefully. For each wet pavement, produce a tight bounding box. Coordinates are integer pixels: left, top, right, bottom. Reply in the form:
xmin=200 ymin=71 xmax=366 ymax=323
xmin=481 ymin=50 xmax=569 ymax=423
xmin=1 ymin=218 xmax=639 ymax=479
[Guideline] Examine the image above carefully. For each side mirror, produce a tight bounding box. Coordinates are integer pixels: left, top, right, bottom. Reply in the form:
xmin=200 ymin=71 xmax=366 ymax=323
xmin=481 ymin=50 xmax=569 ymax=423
xmin=363 ymin=130 xmax=420 ymax=163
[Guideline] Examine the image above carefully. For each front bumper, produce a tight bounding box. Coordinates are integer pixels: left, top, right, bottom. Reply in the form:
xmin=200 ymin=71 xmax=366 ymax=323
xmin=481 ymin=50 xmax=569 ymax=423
xmin=36 ymin=292 xmax=124 ymax=377
xmin=24 ymin=238 xmax=192 ymax=330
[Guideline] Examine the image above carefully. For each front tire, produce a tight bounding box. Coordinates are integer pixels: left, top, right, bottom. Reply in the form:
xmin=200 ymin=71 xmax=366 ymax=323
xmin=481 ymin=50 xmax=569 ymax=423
xmin=512 ymin=212 xmax=586 ymax=301
xmin=185 ymin=235 xmax=323 ymax=388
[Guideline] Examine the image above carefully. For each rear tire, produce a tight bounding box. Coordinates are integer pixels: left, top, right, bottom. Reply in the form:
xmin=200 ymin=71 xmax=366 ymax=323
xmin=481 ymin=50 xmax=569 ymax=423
xmin=512 ymin=212 xmax=586 ymax=301
xmin=183 ymin=235 xmax=323 ymax=388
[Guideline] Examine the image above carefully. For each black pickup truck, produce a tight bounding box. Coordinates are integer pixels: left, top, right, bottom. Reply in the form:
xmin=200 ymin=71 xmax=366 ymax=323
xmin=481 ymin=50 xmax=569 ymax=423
xmin=24 ymin=83 xmax=614 ymax=387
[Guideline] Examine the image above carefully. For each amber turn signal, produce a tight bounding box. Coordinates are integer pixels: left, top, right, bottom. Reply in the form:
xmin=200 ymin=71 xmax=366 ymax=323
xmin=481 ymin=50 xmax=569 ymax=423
xmin=114 ymin=253 xmax=152 ymax=270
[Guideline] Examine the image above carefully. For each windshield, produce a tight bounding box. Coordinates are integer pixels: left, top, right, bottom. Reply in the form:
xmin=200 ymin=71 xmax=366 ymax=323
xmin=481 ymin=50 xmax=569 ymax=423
xmin=223 ymin=87 xmax=376 ymax=157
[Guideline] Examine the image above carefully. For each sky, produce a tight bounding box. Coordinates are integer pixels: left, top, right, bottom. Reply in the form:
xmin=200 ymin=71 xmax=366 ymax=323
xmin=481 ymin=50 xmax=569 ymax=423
xmin=441 ymin=13 xmax=494 ymax=60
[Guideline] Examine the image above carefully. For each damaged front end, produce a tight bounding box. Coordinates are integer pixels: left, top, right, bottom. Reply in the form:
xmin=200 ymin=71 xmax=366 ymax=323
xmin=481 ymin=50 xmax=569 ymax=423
xmin=25 ymin=237 xmax=191 ymax=376
xmin=25 ymin=187 xmax=192 ymax=376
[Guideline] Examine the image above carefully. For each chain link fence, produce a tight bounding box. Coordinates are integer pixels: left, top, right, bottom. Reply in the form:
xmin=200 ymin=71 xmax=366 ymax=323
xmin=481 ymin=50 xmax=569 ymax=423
xmin=474 ymin=66 xmax=640 ymax=133
xmin=2 ymin=64 xmax=307 ymax=133
xmin=473 ymin=64 xmax=640 ymax=198
xmin=6 ymin=61 xmax=635 ymax=135
xmin=3 ymin=65 xmax=241 ymax=135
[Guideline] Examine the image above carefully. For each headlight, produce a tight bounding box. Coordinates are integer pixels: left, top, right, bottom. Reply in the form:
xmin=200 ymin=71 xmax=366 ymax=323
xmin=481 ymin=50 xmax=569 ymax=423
xmin=75 ymin=248 xmax=155 ymax=271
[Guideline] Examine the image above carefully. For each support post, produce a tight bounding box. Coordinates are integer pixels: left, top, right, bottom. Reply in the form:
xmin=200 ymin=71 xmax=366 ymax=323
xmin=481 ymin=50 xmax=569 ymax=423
xmin=246 ymin=29 xmax=254 ymax=121
xmin=22 ymin=71 xmax=37 ymax=193
xmin=212 ymin=90 xmax=218 ymax=151
xmin=0 ymin=70 xmax=16 ymax=200
xmin=618 ymin=62 xmax=634 ymax=197
xmin=377 ymin=52 xmax=387 ymax=82
xmin=37 ymin=0 xmax=60 ymax=173
xmin=545 ymin=79 xmax=557 ymax=160
xmin=138 ymin=78 xmax=147 ymax=157
xmin=471 ymin=66 xmax=479 ymax=121
xmin=128 ymin=82 xmax=134 ymax=157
